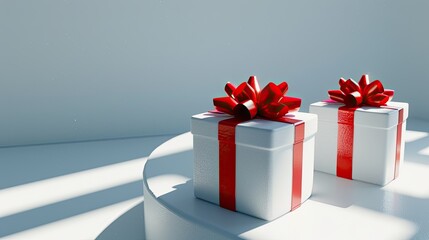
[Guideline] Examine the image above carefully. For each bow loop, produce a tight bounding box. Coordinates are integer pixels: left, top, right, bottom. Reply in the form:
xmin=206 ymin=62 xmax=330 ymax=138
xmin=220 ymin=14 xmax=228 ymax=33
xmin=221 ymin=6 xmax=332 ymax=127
xmin=213 ymin=97 xmax=237 ymax=115
xmin=247 ymin=76 xmax=261 ymax=95
xmin=259 ymin=82 xmax=284 ymax=107
xmin=233 ymin=99 xmax=258 ymax=120
xmin=233 ymin=82 xmax=255 ymax=103
xmin=366 ymin=93 xmax=389 ymax=107
xmin=224 ymin=82 xmax=236 ymax=97
xmin=277 ymin=82 xmax=289 ymax=95
xmin=279 ymin=96 xmax=301 ymax=112
xmin=358 ymin=74 xmax=369 ymax=90
xmin=213 ymin=76 xmax=301 ymax=120
xmin=384 ymin=89 xmax=395 ymax=101
xmin=345 ymin=91 xmax=363 ymax=107
xmin=364 ymin=80 xmax=384 ymax=98
xmin=329 ymin=74 xmax=394 ymax=107
xmin=340 ymin=79 xmax=361 ymax=94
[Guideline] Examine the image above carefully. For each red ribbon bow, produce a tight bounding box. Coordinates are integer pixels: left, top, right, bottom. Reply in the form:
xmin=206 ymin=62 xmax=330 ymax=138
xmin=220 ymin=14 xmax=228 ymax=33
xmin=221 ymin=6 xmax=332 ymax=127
xmin=213 ymin=76 xmax=301 ymax=120
xmin=328 ymin=74 xmax=394 ymax=107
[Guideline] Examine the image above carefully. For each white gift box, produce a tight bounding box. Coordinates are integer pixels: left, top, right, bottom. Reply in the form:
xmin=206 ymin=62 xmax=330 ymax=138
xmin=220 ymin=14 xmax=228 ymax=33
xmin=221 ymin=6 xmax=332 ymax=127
xmin=191 ymin=111 xmax=318 ymax=220
xmin=309 ymin=101 xmax=409 ymax=186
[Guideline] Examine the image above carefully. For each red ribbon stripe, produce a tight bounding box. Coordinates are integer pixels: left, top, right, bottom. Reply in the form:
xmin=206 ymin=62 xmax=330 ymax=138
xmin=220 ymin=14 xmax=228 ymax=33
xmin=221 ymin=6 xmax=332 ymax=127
xmin=218 ymin=118 xmax=244 ymax=211
xmin=279 ymin=117 xmax=305 ymax=210
xmin=327 ymin=74 xmax=404 ymax=181
xmin=395 ymin=109 xmax=404 ymax=178
xmin=218 ymin=116 xmax=305 ymax=212
xmin=336 ymin=107 xmax=356 ymax=179
xmin=382 ymin=106 xmax=405 ymax=178
xmin=336 ymin=106 xmax=404 ymax=180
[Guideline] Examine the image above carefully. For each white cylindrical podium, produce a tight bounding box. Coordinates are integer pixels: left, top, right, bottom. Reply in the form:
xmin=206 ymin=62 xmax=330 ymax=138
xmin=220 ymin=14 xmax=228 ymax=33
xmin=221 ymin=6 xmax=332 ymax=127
xmin=143 ymin=133 xmax=423 ymax=240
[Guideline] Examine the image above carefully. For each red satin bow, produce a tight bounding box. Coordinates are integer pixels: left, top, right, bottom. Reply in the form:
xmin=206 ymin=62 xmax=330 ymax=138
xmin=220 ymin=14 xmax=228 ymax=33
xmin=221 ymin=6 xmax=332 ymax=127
xmin=328 ymin=74 xmax=394 ymax=107
xmin=213 ymin=76 xmax=301 ymax=120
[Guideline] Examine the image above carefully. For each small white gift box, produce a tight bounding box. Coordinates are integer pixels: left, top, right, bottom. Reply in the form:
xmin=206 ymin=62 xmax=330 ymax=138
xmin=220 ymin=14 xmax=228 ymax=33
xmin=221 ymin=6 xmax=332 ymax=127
xmin=309 ymin=101 xmax=408 ymax=186
xmin=191 ymin=111 xmax=317 ymax=220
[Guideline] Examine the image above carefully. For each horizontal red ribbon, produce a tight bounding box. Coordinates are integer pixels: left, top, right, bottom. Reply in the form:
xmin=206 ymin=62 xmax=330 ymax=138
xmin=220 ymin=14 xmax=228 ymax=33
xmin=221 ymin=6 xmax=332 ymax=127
xmin=214 ymin=76 xmax=301 ymax=120
xmin=218 ymin=116 xmax=305 ymax=212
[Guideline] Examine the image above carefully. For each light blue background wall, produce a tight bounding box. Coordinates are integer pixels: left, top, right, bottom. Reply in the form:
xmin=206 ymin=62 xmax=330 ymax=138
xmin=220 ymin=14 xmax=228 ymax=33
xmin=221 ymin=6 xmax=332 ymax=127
xmin=1 ymin=0 xmax=428 ymax=147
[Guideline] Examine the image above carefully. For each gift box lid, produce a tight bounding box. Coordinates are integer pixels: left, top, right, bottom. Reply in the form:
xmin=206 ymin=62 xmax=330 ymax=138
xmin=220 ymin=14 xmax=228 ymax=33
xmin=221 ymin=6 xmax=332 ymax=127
xmin=309 ymin=101 xmax=408 ymax=129
xmin=191 ymin=112 xmax=318 ymax=149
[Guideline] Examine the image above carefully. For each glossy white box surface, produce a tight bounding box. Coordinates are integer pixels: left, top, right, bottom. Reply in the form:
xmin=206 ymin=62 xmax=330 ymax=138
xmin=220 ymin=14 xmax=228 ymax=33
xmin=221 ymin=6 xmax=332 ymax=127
xmin=309 ymin=101 xmax=409 ymax=185
xmin=191 ymin=112 xmax=317 ymax=220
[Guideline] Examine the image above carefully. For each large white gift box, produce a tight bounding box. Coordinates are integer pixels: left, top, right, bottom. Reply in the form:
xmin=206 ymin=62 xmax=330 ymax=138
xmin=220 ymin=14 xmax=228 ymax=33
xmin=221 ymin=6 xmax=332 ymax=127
xmin=309 ymin=101 xmax=408 ymax=186
xmin=191 ymin=111 xmax=317 ymax=220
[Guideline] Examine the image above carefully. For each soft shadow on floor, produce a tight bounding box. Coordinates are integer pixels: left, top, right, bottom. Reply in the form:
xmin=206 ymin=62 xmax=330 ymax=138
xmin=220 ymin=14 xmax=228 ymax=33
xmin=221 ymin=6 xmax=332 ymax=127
xmin=0 ymin=135 xmax=173 ymax=239
xmin=0 ymin=181 xmax=143 ymax=238
xmin=0 ymin=135 xmax=172 ymax=189
xmin=310 ymin=118 xmax=429 ymax=239
xmin=402 ymin=119 xmax=429 ymax=166
xmin=96 ymin=201 xmax=145 ymax=240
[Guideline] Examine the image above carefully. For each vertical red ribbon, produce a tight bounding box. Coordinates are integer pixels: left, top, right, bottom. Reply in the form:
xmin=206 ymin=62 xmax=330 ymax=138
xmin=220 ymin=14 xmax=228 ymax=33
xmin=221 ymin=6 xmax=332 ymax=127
xmin=336 ymin=107 xmax=356 ymax=179
xmin=218 ymin=117 xmax=305 ymax=212
xmin=394 ymin=109 xmax=404 ymax=178
xmin=280 ymin=117 xmax=305 ymax=210
xmin=218 ymin=118 xmax=243 ymax=211
xmin=336 ymin=106 xmax=404 ymax=180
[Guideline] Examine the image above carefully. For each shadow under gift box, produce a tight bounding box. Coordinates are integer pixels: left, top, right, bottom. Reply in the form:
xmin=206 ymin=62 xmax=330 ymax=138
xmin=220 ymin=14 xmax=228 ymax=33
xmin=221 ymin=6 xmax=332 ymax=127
xmin=309 ymin=101 xmax=409 ymax=186
xmin=191 ymin=112 xmax=318 ymax=221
